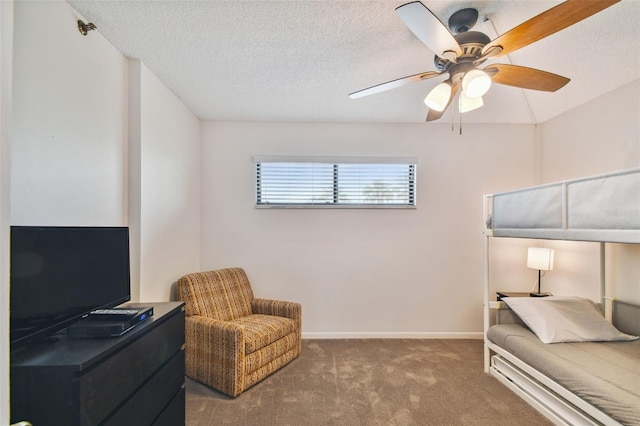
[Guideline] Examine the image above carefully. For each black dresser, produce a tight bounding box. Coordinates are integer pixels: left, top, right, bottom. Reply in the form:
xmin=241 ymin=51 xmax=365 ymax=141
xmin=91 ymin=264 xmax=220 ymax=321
xmin=10 ymin=302 xmax=185 ymax=426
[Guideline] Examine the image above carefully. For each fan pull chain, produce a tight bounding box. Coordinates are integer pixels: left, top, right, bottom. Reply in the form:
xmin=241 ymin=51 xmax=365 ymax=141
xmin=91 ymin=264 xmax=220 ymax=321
xmin=451 ymin=92 xmax=457 ymax=133
xmin=456 ymin=91 xmax=462 ymax=135
xmin=448 ymin=92 xmax=463 ymax=135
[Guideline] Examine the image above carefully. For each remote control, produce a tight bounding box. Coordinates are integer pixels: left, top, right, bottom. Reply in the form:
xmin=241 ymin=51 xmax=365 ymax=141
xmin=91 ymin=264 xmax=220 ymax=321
xmin=90 ymin=309 xmax=140 ymax=316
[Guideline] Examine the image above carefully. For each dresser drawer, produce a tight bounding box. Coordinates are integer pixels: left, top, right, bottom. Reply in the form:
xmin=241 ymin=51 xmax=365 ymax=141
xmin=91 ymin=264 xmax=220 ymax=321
xmin=77 ymin=310 xmax=185 ymax=425
xmin=103 ymin=349 xmax=185 ymax=425
xmin=152 ymin=386 xmax=186 ymax=426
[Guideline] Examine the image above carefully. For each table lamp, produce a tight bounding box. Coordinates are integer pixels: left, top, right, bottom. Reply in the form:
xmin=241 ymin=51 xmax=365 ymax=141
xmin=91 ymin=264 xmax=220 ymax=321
xmin=527 ymin=247 xmax=554 ymax=297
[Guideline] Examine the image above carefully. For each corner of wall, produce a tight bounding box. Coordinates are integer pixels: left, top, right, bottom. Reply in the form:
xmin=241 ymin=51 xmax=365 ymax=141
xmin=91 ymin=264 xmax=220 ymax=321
xmin=132 ymin=60 xmax=201 ymax=302
xmin=127 ymin=58 xmax=142 ymax=302
xmin=1 ymin=1 xmax=14 ymax=421
xmin=533 ymin=124 xmax=543 ymax=185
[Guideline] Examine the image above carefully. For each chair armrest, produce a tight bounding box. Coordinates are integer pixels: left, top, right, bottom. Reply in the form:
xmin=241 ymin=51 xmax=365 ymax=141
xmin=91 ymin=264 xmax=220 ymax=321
xmin=252 ymin=299 xmax=302 ymax=329
xmin=186 ymin=314 xmax=244 ymax=342
xmin=184 ymin=315 xmax=246 ymax=396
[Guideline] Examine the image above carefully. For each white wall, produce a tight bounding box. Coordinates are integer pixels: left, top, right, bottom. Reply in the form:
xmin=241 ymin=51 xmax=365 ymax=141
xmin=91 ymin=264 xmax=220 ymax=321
xmin=134 ymin=60 xmax=201 ymax=302
xmin=540 ymin=79 xmax=640 ymax=305
xmin=11 ymin=0 xmax=127 ymax=226
xmin=8 ymin=2 xmax=200 ymax=420
xmin=540 ymin=80 xmax=640 ymax=182
xmin=9 ymin=4 xmax=127 ymax=421
xmin=1 ymin=1 xmax=14 ymax=423
xmin=201 ymin=121 xmax=536 ymax=337
xmin=10 ymin=1 xmax=200 ymax=304
xmin=606 ymin=243 xmax=640 ymax=303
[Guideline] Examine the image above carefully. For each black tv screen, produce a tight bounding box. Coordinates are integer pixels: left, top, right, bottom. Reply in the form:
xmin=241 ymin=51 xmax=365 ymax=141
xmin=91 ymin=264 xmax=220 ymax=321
xmin=10 ymin=226 xmax=131 ymax=346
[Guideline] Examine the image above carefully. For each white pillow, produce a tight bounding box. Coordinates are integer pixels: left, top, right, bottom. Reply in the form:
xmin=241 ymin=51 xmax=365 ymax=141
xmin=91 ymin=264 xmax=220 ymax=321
xmin=502 ymin=296 xmax=639 ymax=344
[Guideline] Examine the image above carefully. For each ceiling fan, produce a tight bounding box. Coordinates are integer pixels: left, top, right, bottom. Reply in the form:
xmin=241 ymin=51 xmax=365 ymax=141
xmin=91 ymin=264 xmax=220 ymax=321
xmin=349 ymin=0 xmax=620 ymax=122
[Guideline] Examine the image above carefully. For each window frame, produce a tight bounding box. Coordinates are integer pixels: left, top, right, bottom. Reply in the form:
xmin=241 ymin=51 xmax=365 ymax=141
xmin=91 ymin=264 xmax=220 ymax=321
xmin=254 ymin=156 xmax=418 ymax=209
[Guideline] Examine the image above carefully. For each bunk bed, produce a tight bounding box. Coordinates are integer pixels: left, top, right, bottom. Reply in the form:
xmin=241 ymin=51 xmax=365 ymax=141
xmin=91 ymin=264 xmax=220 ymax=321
xmin=482 ymin=168 xmax=640 ymax=426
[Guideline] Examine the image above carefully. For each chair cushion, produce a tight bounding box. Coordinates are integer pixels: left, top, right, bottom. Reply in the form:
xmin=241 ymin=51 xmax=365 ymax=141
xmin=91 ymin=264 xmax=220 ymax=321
xmin=244 ymin=333 xmax=300 ymax=378
xmin=178 ymin=268 xmax=254 ymax=321
xmin=229 ymin=314 xmax=297 ymax=353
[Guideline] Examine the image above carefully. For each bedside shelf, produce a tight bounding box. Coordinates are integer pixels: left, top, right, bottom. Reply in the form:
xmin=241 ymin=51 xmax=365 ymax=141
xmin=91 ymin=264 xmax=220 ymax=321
xmin=496 ymin=291 xmax=531 ymax=301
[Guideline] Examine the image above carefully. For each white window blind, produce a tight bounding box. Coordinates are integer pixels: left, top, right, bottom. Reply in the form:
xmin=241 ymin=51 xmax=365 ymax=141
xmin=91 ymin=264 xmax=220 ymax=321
xmin=255 ymin=157 xmax=417 ymax=208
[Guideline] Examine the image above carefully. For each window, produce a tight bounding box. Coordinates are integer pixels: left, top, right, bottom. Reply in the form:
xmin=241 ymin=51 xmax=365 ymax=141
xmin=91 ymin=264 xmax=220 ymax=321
xmin=255 ymin=156 xmax=417 ymax=208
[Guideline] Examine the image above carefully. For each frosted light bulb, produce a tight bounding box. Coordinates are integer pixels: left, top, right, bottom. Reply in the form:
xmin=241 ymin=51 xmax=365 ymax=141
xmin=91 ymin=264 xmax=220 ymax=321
xmin=459 ymin=91 xmax=483 ymax=113
xmin=424 ymin=82 xmax=452 ymax=112
xmin=462 ymin=69 xmax=491 ymax=99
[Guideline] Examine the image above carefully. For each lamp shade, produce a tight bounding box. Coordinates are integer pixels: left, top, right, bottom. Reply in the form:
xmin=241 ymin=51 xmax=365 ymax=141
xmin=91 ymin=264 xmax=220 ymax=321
xmin=527 ymin=247 xmax=554 ymax=271
xmin=424 ymin=81 xmax=452 ymax=112
xmin=461 ymin=69 xmax=491 ymax=99
xmin=459 ymin=91 xmax=483 ymax=113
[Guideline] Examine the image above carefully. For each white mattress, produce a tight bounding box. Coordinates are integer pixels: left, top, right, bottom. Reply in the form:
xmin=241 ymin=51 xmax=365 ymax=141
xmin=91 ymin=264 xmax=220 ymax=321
xmin=488 ymin=324 xmax=640 ymax=425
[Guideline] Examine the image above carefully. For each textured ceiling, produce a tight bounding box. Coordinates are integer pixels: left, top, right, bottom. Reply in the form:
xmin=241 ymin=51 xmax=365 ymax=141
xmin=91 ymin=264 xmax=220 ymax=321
xmin=67 ymin=0 xmax=640 ymax=124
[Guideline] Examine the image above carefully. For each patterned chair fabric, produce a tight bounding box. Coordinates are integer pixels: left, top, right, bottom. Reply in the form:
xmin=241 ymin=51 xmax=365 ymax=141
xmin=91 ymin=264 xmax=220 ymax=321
xmin=177 ymin=268 xmax=302 ymax=397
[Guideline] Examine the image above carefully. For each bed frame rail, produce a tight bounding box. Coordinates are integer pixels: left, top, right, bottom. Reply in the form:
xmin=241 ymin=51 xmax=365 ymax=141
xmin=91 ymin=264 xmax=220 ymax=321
xmin=484 ymin=168 xmax=640 ymax=244
xmin=487 ymin=342 xmax=624 ymax=426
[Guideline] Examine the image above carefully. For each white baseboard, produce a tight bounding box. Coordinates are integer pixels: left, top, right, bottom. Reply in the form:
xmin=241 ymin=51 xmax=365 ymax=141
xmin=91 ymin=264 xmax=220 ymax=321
xmin=302 ymin=332 xmax=483 ymax=340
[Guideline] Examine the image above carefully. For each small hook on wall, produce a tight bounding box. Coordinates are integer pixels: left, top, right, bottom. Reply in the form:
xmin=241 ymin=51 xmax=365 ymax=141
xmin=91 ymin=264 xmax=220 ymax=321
xmin=77 ymin=20 xmax=97 ymax=36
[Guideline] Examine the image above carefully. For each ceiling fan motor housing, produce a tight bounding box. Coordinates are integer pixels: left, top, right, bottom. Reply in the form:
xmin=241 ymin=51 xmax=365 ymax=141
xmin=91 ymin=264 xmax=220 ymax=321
xmin=434 ymin=31 xmax=491 ymax=72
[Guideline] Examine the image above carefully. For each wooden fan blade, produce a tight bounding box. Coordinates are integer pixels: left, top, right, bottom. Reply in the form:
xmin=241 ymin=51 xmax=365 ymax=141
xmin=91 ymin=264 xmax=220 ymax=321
xmin=482 ymin=0 xmax=620 ymax=57
xmin=485 ymin=64 xmax=570 ymax=92
xmin=349 ymin=71 xmax=440 ymax=99
xmin=426 ymin=83 xmax=459 ymax=122
xmin=396 ymin=1 xmax=462 ymax=58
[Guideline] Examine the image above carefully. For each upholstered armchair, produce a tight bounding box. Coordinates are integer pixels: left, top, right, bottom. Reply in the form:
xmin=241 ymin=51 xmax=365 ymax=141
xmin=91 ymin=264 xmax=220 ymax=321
xmin=177 ymin=267 xmax=301 ymax=397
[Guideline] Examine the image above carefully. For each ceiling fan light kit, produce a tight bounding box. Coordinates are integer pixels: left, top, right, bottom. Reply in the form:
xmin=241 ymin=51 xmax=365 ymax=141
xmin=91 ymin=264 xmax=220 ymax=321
xmin=348 ymin=0 xmax=621 ymax=123
xmin=459 ymin=91 xmax=483 ymax=114
xmin=424 ymin=81 xmax=452 ymax=112
xmin=461 ymin=69 xmax=491 ymax=99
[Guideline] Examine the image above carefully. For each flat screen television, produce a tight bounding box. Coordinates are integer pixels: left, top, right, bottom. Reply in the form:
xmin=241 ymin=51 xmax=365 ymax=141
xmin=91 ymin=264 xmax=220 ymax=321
xmin=10 ymin=226 xmax=131 ymax=347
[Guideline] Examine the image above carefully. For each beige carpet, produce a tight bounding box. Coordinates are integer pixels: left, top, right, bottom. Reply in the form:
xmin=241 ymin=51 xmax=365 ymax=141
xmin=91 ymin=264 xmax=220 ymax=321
xmin=185 ymin=339 xmax=551 ymax=425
